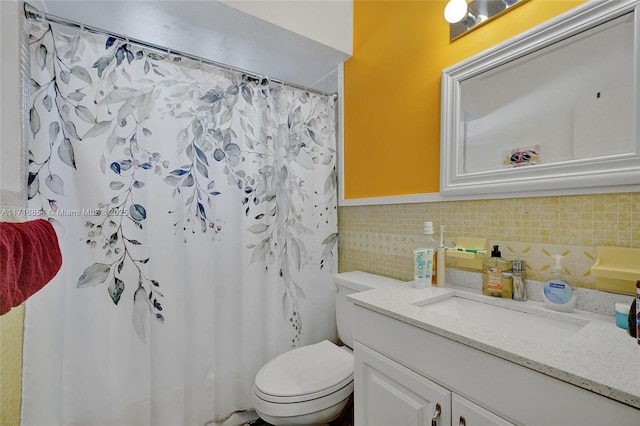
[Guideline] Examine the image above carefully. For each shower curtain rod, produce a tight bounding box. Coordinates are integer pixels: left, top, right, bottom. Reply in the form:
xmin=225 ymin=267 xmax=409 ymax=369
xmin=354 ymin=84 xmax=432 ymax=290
xmin=23 ymin=2 xmax=337 ymax=98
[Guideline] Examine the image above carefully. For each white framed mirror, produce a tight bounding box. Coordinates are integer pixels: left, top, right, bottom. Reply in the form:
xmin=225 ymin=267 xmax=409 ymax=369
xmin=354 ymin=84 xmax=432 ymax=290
xmin=440 ymin=0 xmax=640 ymax=197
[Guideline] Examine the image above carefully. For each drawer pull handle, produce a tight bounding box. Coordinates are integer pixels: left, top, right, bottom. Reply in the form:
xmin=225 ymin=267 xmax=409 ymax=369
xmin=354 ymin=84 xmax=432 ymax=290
xmin=431 ymin=403 xmax=442 ymax=426
xmin=459 ymin=415 xmax=466 ymax=426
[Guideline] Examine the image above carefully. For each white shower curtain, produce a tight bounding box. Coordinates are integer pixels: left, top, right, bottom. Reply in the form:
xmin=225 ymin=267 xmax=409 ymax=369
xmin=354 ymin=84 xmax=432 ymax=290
xmin=22 ymin=17 xmax=338 ymax=426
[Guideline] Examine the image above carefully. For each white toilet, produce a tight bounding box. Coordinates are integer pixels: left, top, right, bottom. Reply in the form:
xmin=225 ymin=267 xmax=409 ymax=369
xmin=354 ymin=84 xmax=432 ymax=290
xmin=251 ymin=271 xmax=401 ymax=425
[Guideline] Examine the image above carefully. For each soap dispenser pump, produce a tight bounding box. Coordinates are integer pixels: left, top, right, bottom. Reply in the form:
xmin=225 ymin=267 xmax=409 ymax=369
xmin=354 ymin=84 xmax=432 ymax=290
xmin=543 ymin=255 xmax=576 ymax=312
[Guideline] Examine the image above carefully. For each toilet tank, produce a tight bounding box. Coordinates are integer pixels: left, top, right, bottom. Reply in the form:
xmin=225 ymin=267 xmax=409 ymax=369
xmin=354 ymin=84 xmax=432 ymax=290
xmin=333 ymin=271 xmax=402 ymax=348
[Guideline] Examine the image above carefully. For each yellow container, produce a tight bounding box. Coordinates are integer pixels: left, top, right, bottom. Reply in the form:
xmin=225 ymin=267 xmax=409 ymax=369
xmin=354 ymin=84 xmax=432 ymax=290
xmin=591 ymin=246 xmax=640 ymax=295
xmin=448 ymin=237 xmax=488 ymax=271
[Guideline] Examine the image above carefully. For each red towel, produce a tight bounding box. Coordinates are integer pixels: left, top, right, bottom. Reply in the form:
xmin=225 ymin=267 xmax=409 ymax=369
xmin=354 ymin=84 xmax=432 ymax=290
xmin=0 ymin=219 xmax=62 ymax=315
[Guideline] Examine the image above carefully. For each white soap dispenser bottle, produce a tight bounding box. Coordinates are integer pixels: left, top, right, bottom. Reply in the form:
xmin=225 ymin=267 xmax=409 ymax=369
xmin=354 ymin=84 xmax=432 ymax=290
xmin=542 ymin=255 xmax=576 ymax=312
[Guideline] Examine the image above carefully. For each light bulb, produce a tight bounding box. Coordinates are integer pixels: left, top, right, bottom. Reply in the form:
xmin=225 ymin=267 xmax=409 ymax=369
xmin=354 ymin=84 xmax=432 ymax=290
xmin=444 ymin=0 xmax=468 ymax=24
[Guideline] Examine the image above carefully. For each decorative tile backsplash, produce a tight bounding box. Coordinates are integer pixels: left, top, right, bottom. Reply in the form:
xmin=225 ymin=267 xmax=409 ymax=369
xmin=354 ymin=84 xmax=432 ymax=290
xmin=338 ymin=192 xmax=639 ymax=289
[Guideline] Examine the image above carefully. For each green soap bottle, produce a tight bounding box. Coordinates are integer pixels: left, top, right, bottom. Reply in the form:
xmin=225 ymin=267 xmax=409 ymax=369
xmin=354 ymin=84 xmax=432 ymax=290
xmin=482 ymin=245 xmax=512 ymax=298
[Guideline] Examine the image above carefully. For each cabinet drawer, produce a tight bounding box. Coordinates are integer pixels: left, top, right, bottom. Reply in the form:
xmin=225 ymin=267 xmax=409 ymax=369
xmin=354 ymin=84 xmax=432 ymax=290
xmin=453 ymin=393 xmax=514 ymax=426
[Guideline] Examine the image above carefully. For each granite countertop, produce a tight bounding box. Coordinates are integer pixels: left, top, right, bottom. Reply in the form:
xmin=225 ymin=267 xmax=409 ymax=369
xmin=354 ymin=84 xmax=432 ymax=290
xmin=348 ymin=282 xmax=640 ymax=409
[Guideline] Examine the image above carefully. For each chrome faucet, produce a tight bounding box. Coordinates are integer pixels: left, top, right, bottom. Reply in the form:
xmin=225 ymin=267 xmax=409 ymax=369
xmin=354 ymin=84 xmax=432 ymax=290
xmin=511 ymin=260 xmax=526 ymax=301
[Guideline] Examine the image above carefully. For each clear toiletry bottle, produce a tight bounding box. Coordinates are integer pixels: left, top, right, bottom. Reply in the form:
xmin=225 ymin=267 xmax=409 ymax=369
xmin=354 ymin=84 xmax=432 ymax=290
xmin=424 ymin=222 xmax=438 ymax=286
xmin=436 ymin=225 xmax=446 ymax=287
xmin=482 ymin=245 xmax=512 ymax=298
xmin=413 ymin=222 xmax=437 ymax=288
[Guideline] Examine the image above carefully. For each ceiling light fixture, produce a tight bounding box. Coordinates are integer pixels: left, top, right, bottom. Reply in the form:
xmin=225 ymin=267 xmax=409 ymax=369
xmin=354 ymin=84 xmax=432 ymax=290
xmin=444 ymin=0 xmax=469 ymax=24
xmin=445 ymin=0 xmax=529 ymax=41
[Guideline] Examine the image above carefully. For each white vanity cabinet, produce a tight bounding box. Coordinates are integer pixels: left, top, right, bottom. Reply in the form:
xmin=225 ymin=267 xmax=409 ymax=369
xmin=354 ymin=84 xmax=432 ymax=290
xmin=352 ymin=304 xmax=640 ymax=426
xmin=355 ymin=341 xmax=452 ymax=426
xmin=355 ymin=341 xmax=513 ymax=426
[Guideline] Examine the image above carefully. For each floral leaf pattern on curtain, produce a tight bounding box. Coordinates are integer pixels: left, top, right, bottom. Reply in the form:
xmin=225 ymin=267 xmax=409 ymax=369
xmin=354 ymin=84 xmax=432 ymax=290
xmin=27 ymin=22 xmax=337 ymax=344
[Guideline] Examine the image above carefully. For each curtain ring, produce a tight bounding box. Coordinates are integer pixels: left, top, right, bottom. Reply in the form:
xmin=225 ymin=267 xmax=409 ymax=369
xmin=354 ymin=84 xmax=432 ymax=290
xmin=26 ymin=5 xmax=46 ymax=23
xmin=35 ymin=9 xmax=46 ymax=23
xmin=76 ymin=23 xmax=86 ymax=41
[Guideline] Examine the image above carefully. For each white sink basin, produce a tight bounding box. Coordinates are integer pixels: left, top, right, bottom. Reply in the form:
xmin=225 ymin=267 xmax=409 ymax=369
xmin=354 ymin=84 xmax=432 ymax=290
xmin=415 ymin=295 xmax=585 ymax=347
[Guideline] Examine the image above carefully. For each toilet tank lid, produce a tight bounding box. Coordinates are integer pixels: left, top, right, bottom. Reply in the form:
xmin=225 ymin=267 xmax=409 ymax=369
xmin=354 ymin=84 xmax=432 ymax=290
xmin=333 ymin=271 xmax=402 ymax=292
xmin=255 ymin=340 xmax=353 ymax=398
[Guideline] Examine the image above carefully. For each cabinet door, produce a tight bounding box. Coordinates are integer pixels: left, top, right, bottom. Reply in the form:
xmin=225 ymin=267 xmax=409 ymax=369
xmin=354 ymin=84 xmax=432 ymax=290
xmin=354 ymin=342 xmax=451 ymax=426
xmin=452 ymin=393 xmax=514 ymax=426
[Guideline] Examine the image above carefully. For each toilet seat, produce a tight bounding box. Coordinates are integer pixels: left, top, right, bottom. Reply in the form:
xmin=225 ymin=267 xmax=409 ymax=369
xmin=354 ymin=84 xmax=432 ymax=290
xmin=254 ymin=340 xmax=353 ymax=404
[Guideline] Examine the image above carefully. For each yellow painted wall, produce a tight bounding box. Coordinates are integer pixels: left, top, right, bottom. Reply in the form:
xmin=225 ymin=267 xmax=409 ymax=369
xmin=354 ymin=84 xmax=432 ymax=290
xmin=344 ymin=0 xmax=588 ymax=199
xmin=0 ymin=305 xmax=24 ymax=426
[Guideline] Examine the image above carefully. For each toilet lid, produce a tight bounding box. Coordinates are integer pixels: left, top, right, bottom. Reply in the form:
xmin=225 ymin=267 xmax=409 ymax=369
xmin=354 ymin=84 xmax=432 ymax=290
xmin=254 ymin=340 xmax=353 ymax=399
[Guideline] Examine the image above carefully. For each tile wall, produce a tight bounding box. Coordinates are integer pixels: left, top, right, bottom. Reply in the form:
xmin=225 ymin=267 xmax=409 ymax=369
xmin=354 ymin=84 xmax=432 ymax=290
xmin=338 ymin=192 xmax=639 ymax=288
xmin=0 ymin=305 xmax=24 ymax=425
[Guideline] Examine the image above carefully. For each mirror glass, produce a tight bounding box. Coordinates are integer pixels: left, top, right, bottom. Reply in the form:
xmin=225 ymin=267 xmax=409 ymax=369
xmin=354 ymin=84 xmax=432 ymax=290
xmin=441 ymin=1 xmax=640 ymax=197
